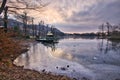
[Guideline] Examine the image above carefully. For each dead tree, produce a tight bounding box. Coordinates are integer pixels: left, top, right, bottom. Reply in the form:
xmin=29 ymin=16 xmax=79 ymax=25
xmin=0 ymin=0 xmax=7 ymax=14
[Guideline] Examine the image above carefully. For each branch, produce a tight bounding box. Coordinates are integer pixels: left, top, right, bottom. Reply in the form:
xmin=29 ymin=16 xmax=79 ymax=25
xmin=0 ymin=0 xmax=7 ymax=14
xmin=7 ymin=6 xmax=37 ymax=10
xmin=7 ymin=5 xmax=46 ymax=13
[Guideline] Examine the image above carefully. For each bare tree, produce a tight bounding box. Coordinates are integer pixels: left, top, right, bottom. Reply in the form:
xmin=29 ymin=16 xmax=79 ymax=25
xmin=14 ymin=11 xmax=34 ymax=37
xmin=7 ymin=0 xmax=48 ymax=15
xmin=1 ymin=0 xmax=48 ymax=36
xmin=0 ymin=0 xmax=7 ymax=14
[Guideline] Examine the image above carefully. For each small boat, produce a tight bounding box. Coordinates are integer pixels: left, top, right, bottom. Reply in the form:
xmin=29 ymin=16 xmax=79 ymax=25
xmin=36 ymin=31 xmax=57 ymax=43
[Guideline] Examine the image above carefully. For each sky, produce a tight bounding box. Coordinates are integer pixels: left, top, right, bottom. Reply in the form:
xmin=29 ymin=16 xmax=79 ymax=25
xmin=2 ymin=0 xmax=120 ymax=33
xmin=43 ymin=0 xmax=120 ymax=33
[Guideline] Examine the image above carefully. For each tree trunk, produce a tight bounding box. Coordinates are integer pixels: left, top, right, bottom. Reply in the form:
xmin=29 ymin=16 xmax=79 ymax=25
xmin=0 ymin=0 xmax=7 ymax=14
xmin=4 ymin=6 xmax=8 ymax=33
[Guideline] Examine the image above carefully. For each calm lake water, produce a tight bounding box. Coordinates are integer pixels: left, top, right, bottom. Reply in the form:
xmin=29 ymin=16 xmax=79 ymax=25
xmin=14 ymin=38 xmax=120 ymax=80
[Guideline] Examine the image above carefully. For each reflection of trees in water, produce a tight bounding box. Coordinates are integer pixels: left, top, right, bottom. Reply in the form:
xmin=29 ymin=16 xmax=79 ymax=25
xmin=41 ymin=42 xmax=58 ymax=52
xmin=18 ymin=44 xmax=39 ymax=67
xmin=98 ymin=39 xmax=120 ymax=54
xmin=111 ymin=40 xmax=120 ymax=53
xmin=98 ymin=39 xmax=110 ymax=54
xmin=32 ymin=44 xmax=38 ymax=63
xmin=98 ymin=39 xmax=104 ymax=52
xmin=24 ymin=53 xmax=30 ymax=66
xmin=104 ymin=40 xmax=110 ymax=54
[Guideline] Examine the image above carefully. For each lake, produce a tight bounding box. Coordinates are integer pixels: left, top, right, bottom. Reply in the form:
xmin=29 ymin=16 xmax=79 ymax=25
xmin=14 ymin=38 xmax=120 ymax=80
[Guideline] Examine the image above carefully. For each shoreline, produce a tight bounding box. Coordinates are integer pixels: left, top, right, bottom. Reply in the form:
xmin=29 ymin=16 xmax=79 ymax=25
xmin=0 ymin=39 xmax=74 ymax=80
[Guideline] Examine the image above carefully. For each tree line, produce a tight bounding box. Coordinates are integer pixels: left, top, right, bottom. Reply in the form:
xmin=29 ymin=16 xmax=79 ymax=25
xmin=98 ymin=22 xmax=120 ymax=39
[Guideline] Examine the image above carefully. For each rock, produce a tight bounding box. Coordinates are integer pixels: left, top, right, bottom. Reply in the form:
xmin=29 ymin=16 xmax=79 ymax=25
xmin=67 ymin=65 xmax=69 ymax=68
xmin=61 ymin=67 xmax=67 ymax=71
xmin=42 ymin=69 xmax=45 ymax=72
xmin=56 ymin=66 xmax=58 ymax=69
xmin=93 ymin=56 xmax=97 ymax=60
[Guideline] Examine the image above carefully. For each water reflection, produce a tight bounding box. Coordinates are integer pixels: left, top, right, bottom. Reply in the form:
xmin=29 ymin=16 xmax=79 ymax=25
xmin=98 ymin=39 xmax=120 ymax=54
xmin=14 ymin=42 xmax=94 ymax=80
xmin=40 ymin=42 xmax=58 ymax=52
xmin=98 ymin=39 xmax=111 ymax=54
xmin=40 ymin=41 xmax=74 ymax=61
xmin=110 ymin=40 xmax=120 ymax=53
xmin=14 ymin=38 xmax=120 ymax=80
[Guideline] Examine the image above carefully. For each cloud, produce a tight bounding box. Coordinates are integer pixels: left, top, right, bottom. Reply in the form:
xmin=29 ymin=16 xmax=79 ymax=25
xmin=5 ymin=0 xmax=120 ymax=33
xmin=51 ymin=0 xmax=120 ymax=33
xmin=95 ymin=0 xmax=120 ymax=23
xmin=65 ymin=0 xmax=120 ymax=24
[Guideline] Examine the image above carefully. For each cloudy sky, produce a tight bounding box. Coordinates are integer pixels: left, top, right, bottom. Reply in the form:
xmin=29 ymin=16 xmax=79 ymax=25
xmin=3 ymin=0 xmax=120 ymax=33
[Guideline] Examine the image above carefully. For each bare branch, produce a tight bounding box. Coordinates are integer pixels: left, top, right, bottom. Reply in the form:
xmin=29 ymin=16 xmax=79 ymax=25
xmin=6 ymin=0 xmax=49 ymax=15
xmin=0 ymin=0 xmax=7 ymax=14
